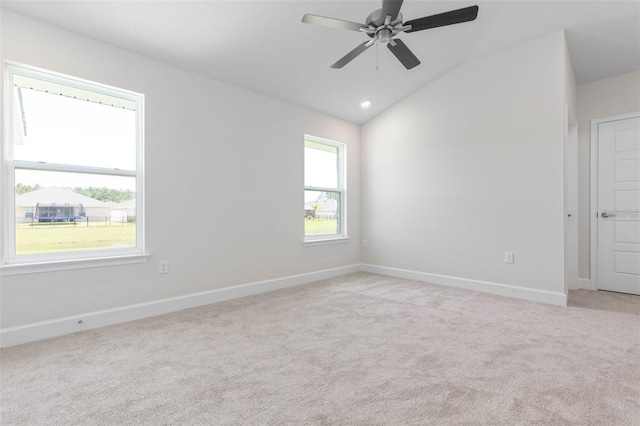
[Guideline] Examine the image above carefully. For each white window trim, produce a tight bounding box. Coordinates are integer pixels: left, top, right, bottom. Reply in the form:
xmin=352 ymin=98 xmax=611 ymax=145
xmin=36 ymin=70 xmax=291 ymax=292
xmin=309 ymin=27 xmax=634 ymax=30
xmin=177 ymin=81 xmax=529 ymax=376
xmin=1 ymin=62 xmax=146 ymax=273
xmin=304 ymin=135 xmax=347 ymax=242
xmin=303 ymin=237 xmax=350 ymax=246
xmin=0 ymin=254 xmax=150 ymax=276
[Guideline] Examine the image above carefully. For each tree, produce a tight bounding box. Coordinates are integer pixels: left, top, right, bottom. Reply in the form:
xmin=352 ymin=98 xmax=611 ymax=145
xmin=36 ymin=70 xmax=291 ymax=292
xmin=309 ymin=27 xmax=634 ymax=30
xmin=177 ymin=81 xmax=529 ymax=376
xmin=318 ymin=191 xmax=339 ymax=201
xmin=71 ymin=186 xmax=134 ymax=203
xmin=16 ymin=183 xmax=42 ymax=195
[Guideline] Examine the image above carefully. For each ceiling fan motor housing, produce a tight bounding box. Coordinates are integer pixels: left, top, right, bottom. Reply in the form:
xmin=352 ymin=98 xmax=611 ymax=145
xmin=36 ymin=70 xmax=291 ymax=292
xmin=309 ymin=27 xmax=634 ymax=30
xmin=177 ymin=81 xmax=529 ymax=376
xmin=366 ymin=9 xmax=402 ymax=27
xmin=366 ymin=9 xmax=402 ymax=43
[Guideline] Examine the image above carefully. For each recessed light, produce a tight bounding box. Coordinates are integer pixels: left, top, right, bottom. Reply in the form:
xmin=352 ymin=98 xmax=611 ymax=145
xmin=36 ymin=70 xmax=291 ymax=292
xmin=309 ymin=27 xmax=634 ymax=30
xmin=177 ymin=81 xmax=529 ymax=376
xmin=360 ymin=100 xmax=371 ymax=109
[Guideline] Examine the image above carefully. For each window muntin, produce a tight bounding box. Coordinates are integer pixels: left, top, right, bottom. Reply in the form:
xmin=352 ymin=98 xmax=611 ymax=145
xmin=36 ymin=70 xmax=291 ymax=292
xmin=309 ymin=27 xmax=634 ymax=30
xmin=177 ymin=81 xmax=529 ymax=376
xmin=3 ymin=63 xmax=144 ymax=265
xmin=304 ymin=136 xmax=345 ymax=240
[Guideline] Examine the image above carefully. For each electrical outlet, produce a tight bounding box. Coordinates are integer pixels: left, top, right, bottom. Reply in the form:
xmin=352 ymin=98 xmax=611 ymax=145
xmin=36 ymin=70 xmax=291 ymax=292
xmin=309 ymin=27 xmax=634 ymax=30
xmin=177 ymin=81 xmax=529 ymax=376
xmin=363 ymin=240 xmax=368 ymax=249
xmin=159 ymin=260 xmax=169 ymax=274
xmin=505 ymin=252 xmax=514 ymax=264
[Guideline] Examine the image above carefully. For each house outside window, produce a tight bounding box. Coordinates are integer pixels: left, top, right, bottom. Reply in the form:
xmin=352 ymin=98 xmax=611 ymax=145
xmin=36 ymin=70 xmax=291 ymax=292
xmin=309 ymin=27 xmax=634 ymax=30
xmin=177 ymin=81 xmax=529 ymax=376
xmin=304 ymin=135 xmax=346 ymax=241
xmin=2 ymin=63 xmax=145 ymax=270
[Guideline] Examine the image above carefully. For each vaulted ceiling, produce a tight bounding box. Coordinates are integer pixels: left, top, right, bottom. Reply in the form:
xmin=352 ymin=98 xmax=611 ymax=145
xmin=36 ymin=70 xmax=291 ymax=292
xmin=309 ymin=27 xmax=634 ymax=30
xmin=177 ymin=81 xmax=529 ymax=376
xmin=2 ymin=1 xmax=639 ymax=124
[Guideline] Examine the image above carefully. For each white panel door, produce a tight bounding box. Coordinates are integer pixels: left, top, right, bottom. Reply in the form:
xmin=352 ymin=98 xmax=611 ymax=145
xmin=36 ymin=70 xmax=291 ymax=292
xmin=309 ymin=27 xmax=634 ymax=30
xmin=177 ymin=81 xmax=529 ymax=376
xmin=597 ymin=116 xmax=640 ymax=294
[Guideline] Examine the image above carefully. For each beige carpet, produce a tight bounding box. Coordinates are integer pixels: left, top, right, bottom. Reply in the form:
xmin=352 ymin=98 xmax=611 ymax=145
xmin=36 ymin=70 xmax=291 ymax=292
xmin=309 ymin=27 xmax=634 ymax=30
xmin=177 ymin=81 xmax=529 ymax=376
xmin=2 ymin=272 xmax=639 ymax=425
xmin=569 ymin=288 xmax=640 ymax=316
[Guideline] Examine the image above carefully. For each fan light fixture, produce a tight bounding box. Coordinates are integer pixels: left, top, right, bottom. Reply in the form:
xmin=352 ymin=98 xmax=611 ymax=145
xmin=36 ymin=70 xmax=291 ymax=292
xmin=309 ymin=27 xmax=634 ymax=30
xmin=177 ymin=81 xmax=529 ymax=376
xmin=360 ymin=100 xmax=372 ymax=108
xmin=302 ymin=1 xmax=479 ymax=70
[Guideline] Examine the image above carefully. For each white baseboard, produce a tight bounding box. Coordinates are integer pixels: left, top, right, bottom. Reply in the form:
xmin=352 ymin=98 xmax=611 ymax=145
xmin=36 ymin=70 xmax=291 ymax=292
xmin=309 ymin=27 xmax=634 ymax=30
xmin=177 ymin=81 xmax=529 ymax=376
xmin=361 ymin=264 xmax=568 ymax=306
xmin=0 ymin=264 xmax=361 ymax=348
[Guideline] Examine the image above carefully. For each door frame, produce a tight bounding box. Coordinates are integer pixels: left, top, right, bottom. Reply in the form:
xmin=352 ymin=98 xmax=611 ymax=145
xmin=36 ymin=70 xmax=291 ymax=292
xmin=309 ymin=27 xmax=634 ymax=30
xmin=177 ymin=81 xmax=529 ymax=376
xmin=589 ymin=111 xmax=640 ymax=290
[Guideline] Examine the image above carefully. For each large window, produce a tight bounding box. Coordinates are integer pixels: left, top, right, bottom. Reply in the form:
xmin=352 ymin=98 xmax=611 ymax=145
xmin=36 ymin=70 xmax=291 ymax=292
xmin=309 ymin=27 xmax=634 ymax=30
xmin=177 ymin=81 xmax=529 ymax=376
xmin=304 ymin=135 xmax=346 ymax=240
xmin=3 ymin=63 xmax=144 ymax=268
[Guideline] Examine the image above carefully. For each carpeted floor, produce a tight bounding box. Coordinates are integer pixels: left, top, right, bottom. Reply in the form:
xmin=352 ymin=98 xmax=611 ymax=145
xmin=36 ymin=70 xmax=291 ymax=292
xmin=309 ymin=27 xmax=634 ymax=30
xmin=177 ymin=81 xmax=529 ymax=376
xmin=569 ymin=288 xmax=640 ymax=316
xmin=2 ymin=272 xmax=639 ymax=425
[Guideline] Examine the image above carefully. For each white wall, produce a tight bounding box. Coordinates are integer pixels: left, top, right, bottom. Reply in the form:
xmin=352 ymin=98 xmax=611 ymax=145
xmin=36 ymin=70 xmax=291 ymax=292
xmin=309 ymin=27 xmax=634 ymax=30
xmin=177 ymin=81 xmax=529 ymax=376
xmin=576 ymin=71 xmax=640 ymax=279
xmin=0 ymin=10 xmax=361 ymax=328
xmin=361 ymin=32 xmax=568 ymax=295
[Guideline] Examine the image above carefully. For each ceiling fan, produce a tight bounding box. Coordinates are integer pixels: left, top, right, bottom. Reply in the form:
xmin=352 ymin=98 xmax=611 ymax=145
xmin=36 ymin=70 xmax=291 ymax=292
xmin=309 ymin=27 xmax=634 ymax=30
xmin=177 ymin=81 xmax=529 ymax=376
xmin=302 ymin=0 xmax=479 ymax=70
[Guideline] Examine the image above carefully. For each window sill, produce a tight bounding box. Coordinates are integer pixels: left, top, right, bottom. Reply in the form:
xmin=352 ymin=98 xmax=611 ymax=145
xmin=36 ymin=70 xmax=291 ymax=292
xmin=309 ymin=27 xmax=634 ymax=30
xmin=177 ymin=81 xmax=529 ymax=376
xmin=303 ymin=237 xmax=350 ymax=246
xmin=0 ymin=253 xmax=151 ymax=276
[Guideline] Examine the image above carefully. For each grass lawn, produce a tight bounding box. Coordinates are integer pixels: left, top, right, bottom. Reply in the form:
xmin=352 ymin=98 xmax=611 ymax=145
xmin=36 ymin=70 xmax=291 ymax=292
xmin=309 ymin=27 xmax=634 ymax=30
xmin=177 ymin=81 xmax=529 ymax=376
xmin=305 ymin=218 xmax=338 ymax=236
xmin=15 ymin=223 xmax=136 ymax=255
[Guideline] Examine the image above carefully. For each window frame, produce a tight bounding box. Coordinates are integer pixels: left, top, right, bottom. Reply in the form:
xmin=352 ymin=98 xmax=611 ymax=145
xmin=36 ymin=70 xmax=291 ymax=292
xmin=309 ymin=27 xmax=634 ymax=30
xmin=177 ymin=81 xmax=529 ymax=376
xmin=1 ymin=62 xmax=147 ymax=273
xmin=303 ymin=135 xmax=347 ymax=242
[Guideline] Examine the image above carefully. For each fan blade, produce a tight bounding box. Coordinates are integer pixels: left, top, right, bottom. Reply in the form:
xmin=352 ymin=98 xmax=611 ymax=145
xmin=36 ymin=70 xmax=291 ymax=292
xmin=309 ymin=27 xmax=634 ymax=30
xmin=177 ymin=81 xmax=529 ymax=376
xmin=387 ymin=39 xmax=420 ymax=69
xmin=302 ymin=14 xmax=365 ymax=32
xmin=331 ymin=41 xmax=372 ymax=68
xmin=405 ymin=5 xmax=479 ymax=33
xmin=381 ymin=0 xmax=404 ymax=22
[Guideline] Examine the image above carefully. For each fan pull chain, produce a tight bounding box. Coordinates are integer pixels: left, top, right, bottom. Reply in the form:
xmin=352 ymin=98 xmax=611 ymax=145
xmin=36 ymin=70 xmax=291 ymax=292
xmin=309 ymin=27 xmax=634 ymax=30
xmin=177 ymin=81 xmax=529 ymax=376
xmin=376 ymin=43 xmax=379 ymax=71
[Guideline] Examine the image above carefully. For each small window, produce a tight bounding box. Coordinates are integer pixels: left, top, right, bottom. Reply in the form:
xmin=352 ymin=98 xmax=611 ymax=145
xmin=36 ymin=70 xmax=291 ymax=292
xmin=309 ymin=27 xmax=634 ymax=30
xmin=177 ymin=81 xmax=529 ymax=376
xmin=304 ymin=135 xmax=346 ymax=240
xmin=3 ymin=63 xmax=144 ymax=265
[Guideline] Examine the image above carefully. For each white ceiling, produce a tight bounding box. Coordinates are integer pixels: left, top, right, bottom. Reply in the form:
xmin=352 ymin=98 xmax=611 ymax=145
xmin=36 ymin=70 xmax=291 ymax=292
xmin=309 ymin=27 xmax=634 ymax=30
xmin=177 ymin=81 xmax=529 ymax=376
xmin=1 ymin=1 xmax=639 ymax=124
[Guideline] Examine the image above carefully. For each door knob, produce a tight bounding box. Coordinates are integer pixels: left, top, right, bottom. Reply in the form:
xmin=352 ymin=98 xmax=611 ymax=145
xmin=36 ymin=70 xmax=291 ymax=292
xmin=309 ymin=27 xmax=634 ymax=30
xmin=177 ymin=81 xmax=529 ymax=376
xmin=601 ymin=211 xmax=617 ymax=218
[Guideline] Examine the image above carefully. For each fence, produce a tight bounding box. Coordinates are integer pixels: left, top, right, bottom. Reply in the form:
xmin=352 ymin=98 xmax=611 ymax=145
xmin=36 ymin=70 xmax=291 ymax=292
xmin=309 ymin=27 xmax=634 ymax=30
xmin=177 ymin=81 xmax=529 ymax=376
xmin=17 ymin=216 xmax=136 ymax=226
